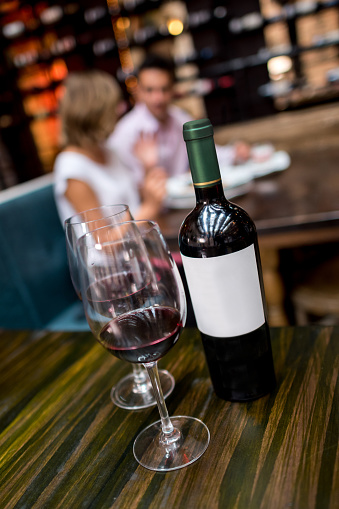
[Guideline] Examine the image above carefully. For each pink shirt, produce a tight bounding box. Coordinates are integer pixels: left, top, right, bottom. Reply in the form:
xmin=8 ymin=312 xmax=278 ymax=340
xmin=107 ymin=103 xmax=192 ymax=185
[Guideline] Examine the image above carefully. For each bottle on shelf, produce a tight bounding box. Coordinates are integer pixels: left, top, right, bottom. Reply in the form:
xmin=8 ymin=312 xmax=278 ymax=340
xmin=178 ymin=118 xmax=276 ymax=402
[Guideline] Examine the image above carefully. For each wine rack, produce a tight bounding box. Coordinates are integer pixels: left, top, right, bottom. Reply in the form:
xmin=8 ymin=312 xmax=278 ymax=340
xmin=1 ymin=0 xmax=339 ymax=183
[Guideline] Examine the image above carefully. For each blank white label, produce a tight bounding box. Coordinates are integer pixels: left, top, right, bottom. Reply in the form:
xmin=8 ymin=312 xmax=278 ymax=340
xmin=181 ymin=244 xmax=265 ymax=337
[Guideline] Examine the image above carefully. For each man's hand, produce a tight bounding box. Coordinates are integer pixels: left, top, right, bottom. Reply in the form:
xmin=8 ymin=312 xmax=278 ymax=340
xmin=233 ymin=140 xmax=251 ymax=165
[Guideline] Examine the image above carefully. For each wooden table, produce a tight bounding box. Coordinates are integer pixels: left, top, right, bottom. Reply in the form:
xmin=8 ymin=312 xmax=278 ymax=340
xmin=159 ymin=102 xmax=339 ymax=250
xmin=1 ymin=326 xmax=338 ymax=508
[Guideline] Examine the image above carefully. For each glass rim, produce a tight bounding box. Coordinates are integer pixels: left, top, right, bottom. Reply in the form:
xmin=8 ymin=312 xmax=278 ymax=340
xmin=64 ymin=204 xmax=130 ymax=227
xmin=76 ymin=219 xmax=159 ymax=250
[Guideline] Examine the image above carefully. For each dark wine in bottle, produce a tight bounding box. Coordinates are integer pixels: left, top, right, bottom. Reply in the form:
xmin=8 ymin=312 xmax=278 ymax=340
xmin=179 ymin=119 xmax=276 ymax=402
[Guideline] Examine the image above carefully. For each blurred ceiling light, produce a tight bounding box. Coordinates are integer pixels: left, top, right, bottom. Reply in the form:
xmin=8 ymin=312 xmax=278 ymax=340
xmin=40 ymin=6 xmax=63 ymax=25
xmin=214 ymin=6 xmax=227 ymax=18
xmin=116 ymin=17 xmax=130 ymax=30
xmin=242 ymin=12 xmax=263 ymax=30
xmin=51 ymin=35 xmax=76 ymax=55
xmin=93 ymin=38 xmax=115 ymax=56
xmin=3 ymin=21 xmax=25 ymax=38
xmin=13 ymin=50 xmax=38 ymax=67
xmin=84 ymin=6 xmax=106 ymax=24
xmin=50 ymin=59 xmax=68 ymax=81
xmin=228 ymin=19 xmax=242 ymax=34
xmin=267 ymin=56 xmax=292 ymax=77
xmin=167 ymin=19 xmax=184 ymax=36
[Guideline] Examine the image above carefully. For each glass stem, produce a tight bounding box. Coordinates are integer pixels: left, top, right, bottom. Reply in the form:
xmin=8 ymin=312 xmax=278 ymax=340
xmin=144 ymin=362 xmax=174 ymax=435
xmin=132 ymin=363 xmax=148 ymax=384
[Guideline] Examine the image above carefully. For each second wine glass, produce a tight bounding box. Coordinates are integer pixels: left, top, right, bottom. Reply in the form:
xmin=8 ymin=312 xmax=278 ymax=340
xmin=65 ymin=204 xmax=175 ymax=409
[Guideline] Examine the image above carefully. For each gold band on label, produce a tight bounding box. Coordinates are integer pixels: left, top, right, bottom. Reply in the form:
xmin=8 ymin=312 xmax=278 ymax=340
xmin=194 ymin=178 xmax=221 ymax=187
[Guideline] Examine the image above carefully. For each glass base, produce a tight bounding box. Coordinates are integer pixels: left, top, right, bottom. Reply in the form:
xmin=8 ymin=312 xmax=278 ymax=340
xmin=133 ymin=416 xmax=210 ymax=472
xmin=110 ymin=369 xmax=175 ymax=410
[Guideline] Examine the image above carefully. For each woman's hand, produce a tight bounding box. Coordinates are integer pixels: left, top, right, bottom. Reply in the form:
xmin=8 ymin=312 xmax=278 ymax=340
xmin=133 ymin=132 xmax=159 ymax=172
xmin=136 ymin=166 xmax=168 ymax=220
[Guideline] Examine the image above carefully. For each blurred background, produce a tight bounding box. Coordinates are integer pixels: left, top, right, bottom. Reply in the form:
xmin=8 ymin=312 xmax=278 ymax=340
xmin=1 ymin=0 xmax=339 ymax=328
xmin=1 ymin=0 xmax=339 ymax=182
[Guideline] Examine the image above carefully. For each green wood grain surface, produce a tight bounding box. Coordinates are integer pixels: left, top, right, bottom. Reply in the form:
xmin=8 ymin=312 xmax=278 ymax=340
xmin=0 ymin=326 xmax=338 ymax=509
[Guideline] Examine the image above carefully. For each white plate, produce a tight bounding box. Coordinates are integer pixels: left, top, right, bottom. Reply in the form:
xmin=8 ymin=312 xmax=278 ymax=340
xmin=226 ymin=150 xmax=291 ymax=178
xmin=165 ymin=150 xmax=290 ymax=209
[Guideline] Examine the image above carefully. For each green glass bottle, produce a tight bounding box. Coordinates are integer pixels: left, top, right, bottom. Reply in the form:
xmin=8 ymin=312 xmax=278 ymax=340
xmin=179 ymin=119 xmax=276 ymax=402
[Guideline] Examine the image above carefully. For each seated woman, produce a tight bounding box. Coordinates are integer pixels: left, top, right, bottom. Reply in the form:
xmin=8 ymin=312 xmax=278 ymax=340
xmin=53 ymin=70 xmax=167 ymax=224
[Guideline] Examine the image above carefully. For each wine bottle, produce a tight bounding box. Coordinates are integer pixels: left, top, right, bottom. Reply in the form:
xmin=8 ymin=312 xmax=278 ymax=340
xmin=179 ymin=118 xmax=276 ymax=402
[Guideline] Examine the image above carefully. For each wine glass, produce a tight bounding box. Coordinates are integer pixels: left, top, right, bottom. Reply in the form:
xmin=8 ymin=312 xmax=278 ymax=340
xmin=77 ymin=220 xmax=210 ymax=471
xmin=65 ymin=205 xmax=175 ymax=409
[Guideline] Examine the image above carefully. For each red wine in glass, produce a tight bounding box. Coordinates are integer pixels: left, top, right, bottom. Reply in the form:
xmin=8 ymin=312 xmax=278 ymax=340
xmin=99 ymin=306 xmax=182 ymax=363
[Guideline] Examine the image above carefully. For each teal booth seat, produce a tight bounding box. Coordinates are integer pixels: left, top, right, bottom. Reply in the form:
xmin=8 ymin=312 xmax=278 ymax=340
xmin=0 ymin=174 xmax=89 ymax=331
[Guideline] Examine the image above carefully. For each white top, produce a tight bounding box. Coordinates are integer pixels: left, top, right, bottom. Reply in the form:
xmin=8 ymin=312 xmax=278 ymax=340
xmin=108 ymin=103 xmax=238 ymax=185
xmin=107 ymin=103 xmax=193 ymax=184
xmin=53 ymin=147 xmax=140 ymax=224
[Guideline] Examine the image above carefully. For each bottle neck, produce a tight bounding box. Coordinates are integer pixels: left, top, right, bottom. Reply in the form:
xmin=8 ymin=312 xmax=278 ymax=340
xmin=185 ymin=133 xmax=228 ymax=205
xmin=194 ymin=181 xmax=228 ymax=204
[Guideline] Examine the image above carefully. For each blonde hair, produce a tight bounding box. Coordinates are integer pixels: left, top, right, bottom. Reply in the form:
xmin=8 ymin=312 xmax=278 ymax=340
xmin=59 ymin=70 xmax=122 ymax=148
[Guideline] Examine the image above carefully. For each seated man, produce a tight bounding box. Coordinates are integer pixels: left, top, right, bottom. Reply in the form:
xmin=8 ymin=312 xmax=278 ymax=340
xmin=108 ymin=54 xmax=251 ymax=186
xmin=108 ymin=54 xmax=191 ymax=186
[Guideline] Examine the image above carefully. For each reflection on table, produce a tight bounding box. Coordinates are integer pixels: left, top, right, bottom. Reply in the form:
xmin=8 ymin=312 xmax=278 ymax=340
xmin=1 ymin=325 xmax=338 ymax=508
